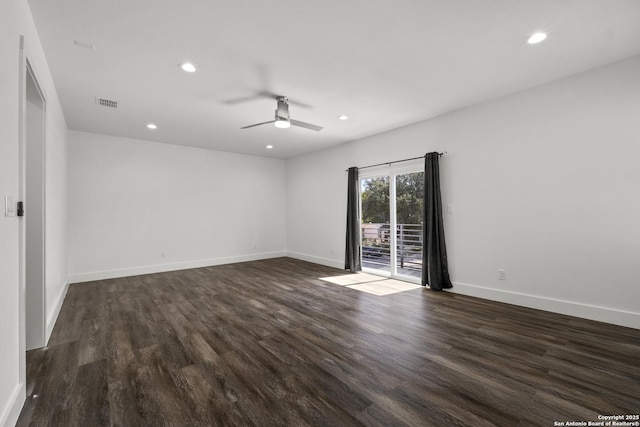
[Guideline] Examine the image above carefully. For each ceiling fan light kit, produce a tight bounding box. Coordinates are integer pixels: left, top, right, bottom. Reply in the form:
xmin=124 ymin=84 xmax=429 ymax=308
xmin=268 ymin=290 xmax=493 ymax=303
xmin=241 ymin=96 xmax=323 ymax=132
xmin=274 ymin=117 xmax=291 ymax=128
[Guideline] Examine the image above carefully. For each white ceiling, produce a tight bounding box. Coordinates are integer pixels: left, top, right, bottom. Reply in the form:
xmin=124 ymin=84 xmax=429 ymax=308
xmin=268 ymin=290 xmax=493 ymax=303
xmin=27 ymin=0 xmax=640 ymax=158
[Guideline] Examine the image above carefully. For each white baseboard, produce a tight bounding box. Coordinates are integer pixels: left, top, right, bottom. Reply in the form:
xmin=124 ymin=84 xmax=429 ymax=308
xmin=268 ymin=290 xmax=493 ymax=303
xmin=281 ymin=256 xmax=639 ymax=329
xmin=286 ymin=251 xmax=343 ymax=270
xmin=0 ymin=382 xmax=25 ymax=427
xmin=68 ymin=251 xmax=287 ymax=284
xmin=451 ymin=281 xmax=640 ymax=330
xmin=66 ymin=253 xmax=639 ymax=330
xmin=45 ymin=280 xmax=70 ymax=344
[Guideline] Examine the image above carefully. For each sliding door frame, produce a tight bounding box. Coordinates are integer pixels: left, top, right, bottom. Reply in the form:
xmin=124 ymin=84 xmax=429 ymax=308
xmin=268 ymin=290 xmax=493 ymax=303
xmin=359 ymin=159 xmax=423 ymax=284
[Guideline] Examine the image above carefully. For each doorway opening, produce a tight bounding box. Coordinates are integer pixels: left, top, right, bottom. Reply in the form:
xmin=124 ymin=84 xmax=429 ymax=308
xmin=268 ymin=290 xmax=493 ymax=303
xmin=23 ymin=59 xmax=46 ymax=351
xmin=360 ymin=166 xmax=424 ymax=283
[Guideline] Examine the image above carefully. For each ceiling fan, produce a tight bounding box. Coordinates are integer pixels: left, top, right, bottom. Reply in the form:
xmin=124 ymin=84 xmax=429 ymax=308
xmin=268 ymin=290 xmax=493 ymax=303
xmin=241 ymin=96 xmax=323 ymax=132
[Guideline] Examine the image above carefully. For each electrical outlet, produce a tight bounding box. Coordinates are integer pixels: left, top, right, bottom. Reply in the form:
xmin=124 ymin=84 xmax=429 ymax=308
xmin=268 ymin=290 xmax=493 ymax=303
xmin=160 ymin=251 xmax=166 ymax=259
xmin=498 ymin=269 xmax=506 ymax=280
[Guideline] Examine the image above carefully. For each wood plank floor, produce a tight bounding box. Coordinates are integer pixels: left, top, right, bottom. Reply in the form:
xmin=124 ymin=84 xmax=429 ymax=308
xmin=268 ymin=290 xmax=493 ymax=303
xmin=17 ymin=257 xmax=640 ymax=426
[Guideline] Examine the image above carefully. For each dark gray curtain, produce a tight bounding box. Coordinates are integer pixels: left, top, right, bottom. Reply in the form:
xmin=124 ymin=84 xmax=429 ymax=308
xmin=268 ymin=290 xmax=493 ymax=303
xmin=421 ymin=153 xmax=452 ymax=290
xmin=345 ymin=167 xmax=362 ymax=272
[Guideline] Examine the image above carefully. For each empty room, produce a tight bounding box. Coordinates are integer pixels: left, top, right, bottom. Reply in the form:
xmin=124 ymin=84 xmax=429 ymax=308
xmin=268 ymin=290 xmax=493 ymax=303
xmin=1 ymin=0 xmax=639 ymax=426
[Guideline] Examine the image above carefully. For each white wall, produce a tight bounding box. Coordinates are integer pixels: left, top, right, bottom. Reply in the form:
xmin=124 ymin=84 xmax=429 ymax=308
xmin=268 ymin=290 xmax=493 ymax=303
xmin=286 ymin=54 xmax=640 ymax=329
xmin=0 ymin=0 xmax=68 ymax=425
xmin=68 ymin=131 xmax=287 ymax=282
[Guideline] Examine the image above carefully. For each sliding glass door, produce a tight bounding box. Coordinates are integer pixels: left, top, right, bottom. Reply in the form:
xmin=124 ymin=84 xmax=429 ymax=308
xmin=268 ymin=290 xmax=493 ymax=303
xmin=361 ymin=176 xmax=391 ymax=274
xmin=395 ymin=172 xmax=423 ymax=278
xmin=360 ymin=167 xmax=424 ymax=282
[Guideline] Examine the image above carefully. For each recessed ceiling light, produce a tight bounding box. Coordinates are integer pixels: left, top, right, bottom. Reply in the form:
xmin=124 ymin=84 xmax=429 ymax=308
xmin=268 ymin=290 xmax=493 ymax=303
xmin=147 ymin=123 xmax=157 ymax=129
xmin=266 ymin=145 xmax=273 ymax=149
xmin=338 ymin=115 xmax=349 ymax=120
xmin=527 ymin=32 xmax=547 ymax=44
xmin=180 ymin=62 xmax=197 ymax=73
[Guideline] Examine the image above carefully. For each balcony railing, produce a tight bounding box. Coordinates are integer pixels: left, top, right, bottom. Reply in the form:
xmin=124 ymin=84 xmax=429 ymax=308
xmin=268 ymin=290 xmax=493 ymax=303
xmin=361 ymin=223 xmax=422 ymax=278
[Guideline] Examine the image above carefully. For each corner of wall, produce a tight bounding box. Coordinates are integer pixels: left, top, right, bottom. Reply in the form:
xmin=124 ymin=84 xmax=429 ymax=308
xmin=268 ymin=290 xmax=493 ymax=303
xmin=0 ymin=382 xmax=25 ymax=427
xmin=45 ymin=279 xmax=70 ymax=344
xmin=286 ymin=251 xmax=344 ymax=270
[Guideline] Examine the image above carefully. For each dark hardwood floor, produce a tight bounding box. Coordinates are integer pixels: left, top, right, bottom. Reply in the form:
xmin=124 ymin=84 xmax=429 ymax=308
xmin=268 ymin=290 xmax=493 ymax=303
xmin=17 ymin=257 xmax=640 ymax=426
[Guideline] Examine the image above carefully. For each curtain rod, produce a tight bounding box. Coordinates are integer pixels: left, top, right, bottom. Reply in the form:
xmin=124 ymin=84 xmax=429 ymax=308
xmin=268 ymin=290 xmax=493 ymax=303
xmin=346 ymin=152 xmax=446 ymax=172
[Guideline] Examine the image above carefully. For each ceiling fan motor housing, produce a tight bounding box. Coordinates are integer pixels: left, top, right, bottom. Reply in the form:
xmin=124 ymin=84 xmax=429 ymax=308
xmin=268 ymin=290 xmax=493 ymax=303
xmin=240 ymin=95 xmax=322 ymax=131
xmin=276 ymin=97 xmax=290 ymax=120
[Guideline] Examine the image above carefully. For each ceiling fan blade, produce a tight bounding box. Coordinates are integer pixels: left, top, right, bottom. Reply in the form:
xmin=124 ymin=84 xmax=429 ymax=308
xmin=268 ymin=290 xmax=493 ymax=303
xmin=223 ymin=91 xmax=281 ymax=105
xmin=223 ymin=95 xmax=263 ymax=105
xmin=264 ymin=92 xmax=312 ymax=108
xmin=290 ymin=119 xmax=323 ymax=132
xmin=287 ymin=99 xmax=313 ymax=109
xmin=224 ymin=91 xmax=313 ymax=108
xmin=241 ymin=120 xmax=275 ymax=129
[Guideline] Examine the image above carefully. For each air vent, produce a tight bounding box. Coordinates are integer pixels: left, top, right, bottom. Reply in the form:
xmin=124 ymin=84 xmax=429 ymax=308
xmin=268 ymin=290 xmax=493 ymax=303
xmin=95 ymin=97 xmax=118 ymax=108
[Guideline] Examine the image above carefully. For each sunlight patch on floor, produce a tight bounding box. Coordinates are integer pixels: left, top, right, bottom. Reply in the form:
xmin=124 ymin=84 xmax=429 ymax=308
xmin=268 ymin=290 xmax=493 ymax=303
xmin=319 ymin=272 xmax=383 ymax=286
xmin=319 ymin=274 xmax=421 ymax=295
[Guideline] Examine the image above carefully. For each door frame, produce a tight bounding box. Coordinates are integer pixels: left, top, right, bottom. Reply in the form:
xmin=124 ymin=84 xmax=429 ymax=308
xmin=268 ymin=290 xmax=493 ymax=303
xmin=359 ymin=159 xmax=423 ymax=283
xmin=18 ymin=35 xmax=48 ymax=380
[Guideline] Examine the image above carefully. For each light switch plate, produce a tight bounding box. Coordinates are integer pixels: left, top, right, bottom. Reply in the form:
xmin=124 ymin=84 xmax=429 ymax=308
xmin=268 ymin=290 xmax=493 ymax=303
xmin=5 ymin=194 xmax=16 ymax=217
